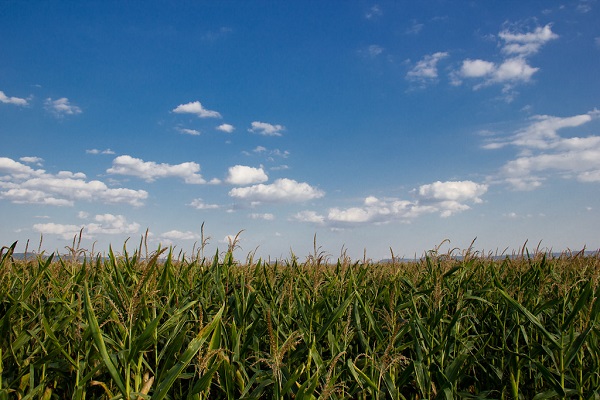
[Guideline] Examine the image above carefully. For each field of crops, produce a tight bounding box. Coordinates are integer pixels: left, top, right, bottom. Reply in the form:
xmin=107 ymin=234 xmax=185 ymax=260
xmin=1 ymin=238 xmax=600 ymax=399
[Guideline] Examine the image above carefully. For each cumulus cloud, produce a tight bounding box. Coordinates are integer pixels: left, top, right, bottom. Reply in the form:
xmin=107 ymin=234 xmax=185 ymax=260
xmin=452 ymin=23 xmax=557 ymax=95
xmin=499 ymin=24 xmax=559 ymax=56
xmin=33 ymin=213 xmax=140 ymax=240
xmin=226 ymin=165 xmax=268 ymax=185
xmin=416 ymin=180 xmax=488 ymax=203
xmin=188 ymin=198 xmax=220 ymax=210
xmin=248 ymin=121 xmax=285 ymax=136
xmin=19 ymin=156 xmax=44 ymax=166
xmin=407 ymin=52 xmax=449 ymax=83
xmin=297 ymin=181 xmax=487 ymax=226
xmin=159 ymin=230 xmax=200 ymax=241
xmin=0 ymin=90 xmax=28 ymax=106
xmin=0 ymin=157 xmax=148 ymax=207
xmin=45 ymin=97 xmax=82 ymax=117
xmin=456 ymin=57 xmax=538 ymax=89
xmin=107 ymin=155 xmax=207 ymax=184
xmin=32 ymin=222 xmax=82 ymax=240
xmin=229 ymin=178 xmax=324 ymax=203
xmin=1 ymin=189 xmax=74 ymax=206
xmin=177 ymin=127 xmax=201 ymax=136
xmin=292 ymin=210 xmax=325 ymax=224
xmin=86 ymin=148 xmax=115 ymax=155
xmin=486 ymin=110 xmax=600 ymax=189
xmin=172 ymin=101 xmax=221 ymax=118
xmin=249 ymin=213 xmax=275 ymax=220
xmin=459 ymin=59 xmax=496 ymax=78
xmin=217 ymin=123 xmax=235 ymax=133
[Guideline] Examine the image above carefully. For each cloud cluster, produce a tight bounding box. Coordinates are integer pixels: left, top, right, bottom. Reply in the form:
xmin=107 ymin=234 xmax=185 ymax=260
xmin=0 ymin=90 xmax=28 ymax=106
xmin=249 ymin=213 xmax=275 ymax=220
xmin=407 ymin=52 xmax=448 ymax=83
xmin=229 ymin=178 xmax=324 ymax=203
xmin=159 ymin=230 xmax=200 ymax=241
xmin=172 ymin=101 xmax=222 ymax=118
xmin=486 ymin=110 xmax=600 ymax=189
xmin=45 ymin=97 xmax=82 ymax=117
xmin=177 ymin=127 xmax=201 ymax=136
xmin=248 ymin=121 xmax=285 ymax=136
xmin=188 ymin=198 xmax=220 ymax=210
xmin=19 ymin=156 xmax=44 ymax=166
xmin=294 ymin=180 xmax=488 ymax=226
xmin=226 ymin=165 xmax=268 ymax=185
xmin=107 ymin=155 xmax=208 ymax=184
xmin=33 ymin=213 xmax=140 ymax=240
xmin=452 ymin=24 xmax=558 ymax=95
xmin=217 ymin=123 xmax=235 ymax=133
xmin=86 ymin=148 xmax=115 ymax=155
xmin=0 ymin=157 xmax=148 ymax=207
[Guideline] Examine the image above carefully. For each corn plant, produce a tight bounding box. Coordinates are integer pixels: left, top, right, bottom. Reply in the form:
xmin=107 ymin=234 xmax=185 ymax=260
xmin=1 ymin=238 xmax=600 ymax=398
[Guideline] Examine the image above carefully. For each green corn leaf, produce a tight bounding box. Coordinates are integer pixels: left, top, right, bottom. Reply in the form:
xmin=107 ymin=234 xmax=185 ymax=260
xmin=495 ymin=281 xmax=560 ymax=349
xmin=152 ymin=304 xmax=224 ymax=400
xmin=83 ymin=282 xmax=127 ymax=396
xmin=316 ymin=292 xmax=354 ymax=341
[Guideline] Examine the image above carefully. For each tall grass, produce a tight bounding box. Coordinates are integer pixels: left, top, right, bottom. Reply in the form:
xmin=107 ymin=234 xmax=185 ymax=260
xmin=1 ymin=238 xmax=600 ymax=399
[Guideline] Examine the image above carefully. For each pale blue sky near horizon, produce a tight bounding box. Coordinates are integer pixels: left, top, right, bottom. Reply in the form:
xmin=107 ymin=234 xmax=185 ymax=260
xmin=1 ymin=1 xmax=599 ymax=260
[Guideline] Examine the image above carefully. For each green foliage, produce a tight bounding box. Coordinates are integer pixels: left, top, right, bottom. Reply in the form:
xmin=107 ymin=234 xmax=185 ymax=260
xmin=1 ymin=240 xmax=600 ymax=398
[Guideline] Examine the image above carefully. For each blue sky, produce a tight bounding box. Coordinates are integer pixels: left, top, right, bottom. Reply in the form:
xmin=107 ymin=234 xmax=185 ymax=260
xmin=1 ymin=1 xmax=599 ymax=260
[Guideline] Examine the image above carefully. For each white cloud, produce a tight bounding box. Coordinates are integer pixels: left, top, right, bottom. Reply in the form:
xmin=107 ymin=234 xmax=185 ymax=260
xmin=0 ymin=90 xmax=28 ymax=106
xmin=177 ymin=127 xmax=201 ymax=136
xmin=297 ymin=181 xmax=487 ymax=226
xmin=365 ymin=5 xmax=382 ymax=19
xmin=188 ymin=198 xmax=220 ymax=210
xmin=417 ymin=180 xmax=488 ymax=203
xmin=0 ymin=156 xmax=41 ymax=179
xmin=1 ymin=188 xmax=74 ymax=206
xmin=216 ymin=123 xmax=235 ymax=133
xmin=453 ymin=24 xmax=557 ymax=95
xmin=407 ymin=52 xmax=449 ymax=82
xmin=248 ymin=121 xmax=285 ymax=136
xmin=172 ymin=101 xmax=221 ymax=118
xmin=32 ymin=222 xmax=83 ymax=240
xmin=577 ymin=1 xmax=593 ymax=13
xmin=292 ymin=210 xmax=325 ymax=224
xmin=19 ymin=156 xmax=44 ymax=166
xmin=229 ymin=178 xmax=324 ymax=203
xmin=487 ymin=110 xmax=600 ymax=189
xmin=86 ymin=214 xmax=140 ymax=235
xmin=249 ymin=213 xmax=275 ymax=220
xmin=499 ymin=24 xmax=558 ymax=56
xmin=45 ymin=97 xmax=82 ymax=116
xmin=86 ymin=148 xmax=115 ymax=155
xmin=226 ymin=165 xmax=268 ymax=185
xmin=107 ymin=155 xmax=207 ymax=184
xmin=360 ymin=44 xmax=384 ymax=58
xmin=493 ymin=58 xmax=538 ymax=83
xmin=460 ymin=59 xmax=496 ymax=78
xmin=0 ymin=157 xmax=148 ymax=207
xmin=406 ymin=20 xmax=424 ymax=35
xmin=456 ymin=58 xmax=538 ymax=88
xmin=160 ymin=230 xmax=200 ymax=241
xmin=33 ymin=214 xmax=140 ymax=240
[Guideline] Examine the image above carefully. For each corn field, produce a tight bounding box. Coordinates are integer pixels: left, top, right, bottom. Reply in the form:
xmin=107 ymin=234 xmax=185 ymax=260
xmin=1 ymin=239 xmax=600 ymax=399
